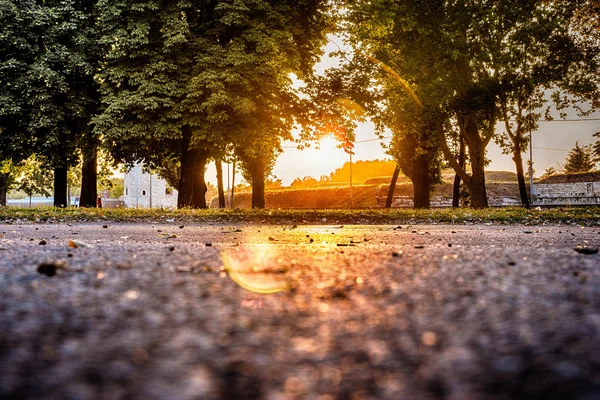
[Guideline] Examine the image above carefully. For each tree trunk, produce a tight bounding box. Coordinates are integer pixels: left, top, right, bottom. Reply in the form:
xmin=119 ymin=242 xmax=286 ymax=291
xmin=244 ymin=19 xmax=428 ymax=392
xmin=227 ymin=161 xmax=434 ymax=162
xmin=177 ymin=128 xmax=196 ymax=208
xmin=0 ymin=173 xmax=8 ymax=207
xmin=215 ymin=160 xmax=226 ymax=208
xmin=463 ymin=118 xmax=488 ymax=209
xmin=80 ymin=141 xmax=98 ymax=207
xmin=250 ymin=157 xmax=266 ymax=209
xmin=53 ymin=166 xmax=68 ymax=207
xmin=452 ymin=137 xmax=465 ymax=208
xmin=468 ymin=150 xmax=488 ymax=209
xmin=385 ymin=164 xmax=401 ymax=208
xmin=513 ymin=148 xmax=530 ymax=209
xmin=412 ymin=153 xmax=431 ymax=209
xmin=191 ymin=154 xmax=208 ymax=209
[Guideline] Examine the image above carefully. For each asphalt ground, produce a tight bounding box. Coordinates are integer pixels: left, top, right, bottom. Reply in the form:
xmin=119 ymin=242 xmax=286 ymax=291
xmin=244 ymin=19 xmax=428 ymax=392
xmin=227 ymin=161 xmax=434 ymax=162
xmin=0 ymin=223 xmax=599 ymax=400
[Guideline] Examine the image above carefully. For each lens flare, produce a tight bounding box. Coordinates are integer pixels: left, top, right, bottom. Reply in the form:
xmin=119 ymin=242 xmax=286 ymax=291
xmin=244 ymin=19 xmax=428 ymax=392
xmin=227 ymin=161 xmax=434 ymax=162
xmin=221 ymin=245 xmax=289 ymax=294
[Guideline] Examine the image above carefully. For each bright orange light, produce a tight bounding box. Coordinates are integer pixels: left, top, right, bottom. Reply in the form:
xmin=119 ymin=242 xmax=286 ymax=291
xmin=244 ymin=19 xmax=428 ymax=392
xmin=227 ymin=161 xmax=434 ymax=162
xmin=318 ymin=135 xmax=340 ymax=153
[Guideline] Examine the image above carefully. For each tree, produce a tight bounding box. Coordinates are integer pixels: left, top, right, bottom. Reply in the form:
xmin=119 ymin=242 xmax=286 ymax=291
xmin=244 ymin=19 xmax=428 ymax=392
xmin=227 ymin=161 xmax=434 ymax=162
xmin=15 ymin=156 xmax=54 ymax=207
xmin=342 ymin=0 xmax=495 ymax=208
xmin=342 ymin=0 xmax=600 ymax=209
xmin=541 ymin=166 xmax=558 ymax=179
xmin=563 ymin=142 xmax=595 ymax=173
xmin=492 ymin=0 xmax=600 ymax=209
xmin=0 ymin=1 xmax=38 ymax=204
xmin=96 ymin=0 xmax=331 ymax=209
xmin=592 ymin=132 xmax=600 ymax=163
xmin=0 ymin=0 xmax=102 ymax=207
xmin=0 ymin=160 xmax=19 ymax=207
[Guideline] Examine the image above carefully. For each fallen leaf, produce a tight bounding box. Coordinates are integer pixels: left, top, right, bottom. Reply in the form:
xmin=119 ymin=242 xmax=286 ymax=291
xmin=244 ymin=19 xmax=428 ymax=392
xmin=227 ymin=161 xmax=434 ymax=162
xmin=68 ymin=240 xmax=93 ymax=249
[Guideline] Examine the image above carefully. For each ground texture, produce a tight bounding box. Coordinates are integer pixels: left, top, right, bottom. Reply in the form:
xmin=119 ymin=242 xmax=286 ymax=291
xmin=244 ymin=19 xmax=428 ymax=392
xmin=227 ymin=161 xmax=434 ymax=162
xmin=1 ymin=222 xmax=599 ymax=399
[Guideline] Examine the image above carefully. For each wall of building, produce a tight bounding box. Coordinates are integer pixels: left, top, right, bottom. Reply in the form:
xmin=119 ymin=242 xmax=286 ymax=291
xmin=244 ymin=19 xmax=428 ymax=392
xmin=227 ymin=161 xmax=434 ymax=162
xmin=123 ymin=163 xmax=178 ymax=209
xmin=532 ymin=181 xmax=600 ymax=206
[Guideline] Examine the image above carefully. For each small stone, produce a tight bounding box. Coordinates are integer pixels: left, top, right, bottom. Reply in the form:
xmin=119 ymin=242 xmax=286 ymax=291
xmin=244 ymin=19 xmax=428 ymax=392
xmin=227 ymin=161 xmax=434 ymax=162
xmin=574 ymin=246 xmax=599 ymax=255
xmin=37 ymin=263 xmax=57 ymax=277
xmin=39 ymin=240 xmax=47 ymax=245
xmin=422 ymin=331 xmax=438 ymax=346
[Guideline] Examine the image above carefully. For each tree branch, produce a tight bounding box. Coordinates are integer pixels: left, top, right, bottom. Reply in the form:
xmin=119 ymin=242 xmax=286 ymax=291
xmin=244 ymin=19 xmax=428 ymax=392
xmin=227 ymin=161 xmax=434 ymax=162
xmin=436 ymin=122 xmax=471 ymax=184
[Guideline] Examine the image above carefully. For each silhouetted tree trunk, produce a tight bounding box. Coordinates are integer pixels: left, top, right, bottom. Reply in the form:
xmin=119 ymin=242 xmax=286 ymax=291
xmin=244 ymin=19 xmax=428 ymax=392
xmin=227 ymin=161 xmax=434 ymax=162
xmin=452 ymin=137 xmax=465 ymax=208
xmin=53 ymin=165 xmax=68 ymax=207
xmin=215 ymin=160 xmax=226 ymax=208
xmin=512 ymin=142 xmax=530 ymax=209
xmin=463 ymin=116 xmax=488 ymax=209
xmin=80 ymin=140 xmax=98 ymax=207
xmin=385 ymin=165 xmax=401 ymax=208
xmin=191 ymin=153 xmax=209 ymax=209
xmin=177 ymin=127 xmax=198 ymax=208
xmin=440 ymin=115 xmax=489 ymax=209
xmin=0 ymin=173 xmax=8 ymax=207
xmin=412 ymin=153 xmax=430 ymax=208
xmin=248 ymin=157 xmax=267 ymax=209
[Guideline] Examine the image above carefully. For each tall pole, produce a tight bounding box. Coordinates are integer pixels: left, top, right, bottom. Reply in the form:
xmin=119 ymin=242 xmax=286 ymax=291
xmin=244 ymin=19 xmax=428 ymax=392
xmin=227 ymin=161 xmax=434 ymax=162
xmin=149 ymin=173 xmax=153 ymax=209
xmin=529 ymin=130 xmax=533 ymax=205
xmin=230 ymin=159 xmax=236 ymax=209
xmin=227 ymin=162 xmax=230 ymax=208
xmin=349 ymin=152 xmax=353 ymax=207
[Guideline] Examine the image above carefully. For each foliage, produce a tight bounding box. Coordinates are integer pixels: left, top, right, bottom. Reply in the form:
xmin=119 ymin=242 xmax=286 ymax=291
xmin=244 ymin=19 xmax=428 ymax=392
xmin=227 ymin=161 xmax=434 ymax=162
xmin=99 ymin=177 xmax=124 ymax=199
xmin=15 ymin=156 xmax=53 ymax=199
xmin=95 ymin=0 xmax=332 ymax=207
xmin=0 ymin=0 xmax=100 ymax=171
xmin=291 ymin=176 xmax=320 ymax=189
xmin=340 ymin=0 xmax=600 ymax=209
xmin=592 ymin=132 xmax=600 ymax=163
xmin=563 ymin=142 xmax=596 ymax=173
xmin=541 ymin=166 xmax=558 ymax=180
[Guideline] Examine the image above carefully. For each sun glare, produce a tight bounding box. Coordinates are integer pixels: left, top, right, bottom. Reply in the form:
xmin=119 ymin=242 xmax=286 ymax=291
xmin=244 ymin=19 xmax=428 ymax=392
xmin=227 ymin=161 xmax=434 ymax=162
xmin=318 ymin=135 xmax=340 ymax=154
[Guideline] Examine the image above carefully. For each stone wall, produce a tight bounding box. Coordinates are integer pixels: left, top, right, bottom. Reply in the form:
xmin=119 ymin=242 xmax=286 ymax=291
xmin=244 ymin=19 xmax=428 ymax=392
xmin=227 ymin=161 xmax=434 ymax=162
xmin=123 ymin=163 xmax=178 ymax=209
xmin=376 ymin=195 xmax=522 ymax=208
xmin=532 ymin=180 xmax=600 ymax=207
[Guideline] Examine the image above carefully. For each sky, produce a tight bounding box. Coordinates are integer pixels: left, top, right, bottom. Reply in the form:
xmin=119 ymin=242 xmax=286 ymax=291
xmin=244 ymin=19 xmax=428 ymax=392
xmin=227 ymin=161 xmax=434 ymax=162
xmin=204 ymin=36 xmax=600 ymax=188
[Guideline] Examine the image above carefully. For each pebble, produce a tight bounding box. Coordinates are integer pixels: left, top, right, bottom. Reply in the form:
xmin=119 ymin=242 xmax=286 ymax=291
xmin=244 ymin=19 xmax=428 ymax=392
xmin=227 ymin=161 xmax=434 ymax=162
xmin=574 ymin=246 xmax=599 ymax=255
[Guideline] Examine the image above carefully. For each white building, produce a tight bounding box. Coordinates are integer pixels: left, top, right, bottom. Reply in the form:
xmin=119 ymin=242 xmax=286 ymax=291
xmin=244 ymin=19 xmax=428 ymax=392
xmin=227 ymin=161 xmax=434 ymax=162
xmin=123 ymin=163 xmax=178 ymax=209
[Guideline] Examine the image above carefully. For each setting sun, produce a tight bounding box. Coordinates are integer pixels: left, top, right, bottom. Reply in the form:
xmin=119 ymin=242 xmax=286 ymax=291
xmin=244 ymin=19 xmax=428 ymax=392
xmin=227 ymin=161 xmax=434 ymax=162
xmin=318 ymin=135 xmax=341 ymax=153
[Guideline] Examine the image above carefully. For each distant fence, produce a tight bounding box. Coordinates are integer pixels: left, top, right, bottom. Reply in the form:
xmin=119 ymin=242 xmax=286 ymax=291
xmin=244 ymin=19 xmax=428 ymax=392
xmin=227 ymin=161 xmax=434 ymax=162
xmin=6 ymin=198 xmax=124 ymax=208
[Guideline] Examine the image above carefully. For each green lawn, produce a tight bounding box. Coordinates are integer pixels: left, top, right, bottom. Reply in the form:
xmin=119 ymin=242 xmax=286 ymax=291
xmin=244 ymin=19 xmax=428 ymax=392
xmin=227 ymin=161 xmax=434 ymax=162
xmin=1 ymin=206 xmax=600 ymax=226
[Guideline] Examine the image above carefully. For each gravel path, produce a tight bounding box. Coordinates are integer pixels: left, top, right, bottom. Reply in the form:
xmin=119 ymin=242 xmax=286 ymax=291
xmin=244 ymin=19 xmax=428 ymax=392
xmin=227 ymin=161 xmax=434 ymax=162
xmin=1 ymin=223 xmax=599 ymax=399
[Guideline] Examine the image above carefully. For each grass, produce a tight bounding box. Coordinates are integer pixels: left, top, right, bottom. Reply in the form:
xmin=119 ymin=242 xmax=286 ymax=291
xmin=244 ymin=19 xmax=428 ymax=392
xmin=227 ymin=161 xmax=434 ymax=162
xmin=1 ymin=206 xmax=600 ymax=226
